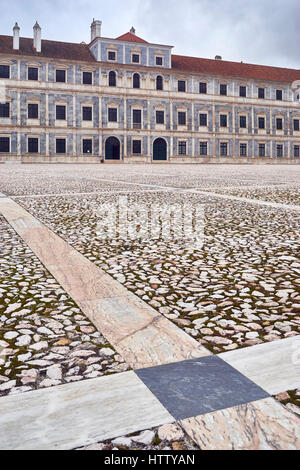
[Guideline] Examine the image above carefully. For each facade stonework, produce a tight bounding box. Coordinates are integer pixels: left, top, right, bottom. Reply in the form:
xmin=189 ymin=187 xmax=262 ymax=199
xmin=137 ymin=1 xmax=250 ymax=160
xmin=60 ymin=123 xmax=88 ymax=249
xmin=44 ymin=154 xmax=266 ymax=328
xmin=0 ymin=21 xmax=300 ymax=163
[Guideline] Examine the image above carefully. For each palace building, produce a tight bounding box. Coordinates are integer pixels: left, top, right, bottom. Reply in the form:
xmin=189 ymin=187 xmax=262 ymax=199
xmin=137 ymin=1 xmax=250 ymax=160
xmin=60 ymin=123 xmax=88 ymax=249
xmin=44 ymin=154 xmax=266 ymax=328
xmin=0 ymin=19 xmax=300 ymax=163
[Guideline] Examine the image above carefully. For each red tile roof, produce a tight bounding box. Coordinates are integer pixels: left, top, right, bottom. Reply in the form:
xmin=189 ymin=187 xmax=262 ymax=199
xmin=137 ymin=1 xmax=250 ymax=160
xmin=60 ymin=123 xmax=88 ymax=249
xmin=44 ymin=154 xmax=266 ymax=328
xmin=115 ymin=32 xmax=148 ymax=44
xmin=0 ymin=35 xmax=96 ymax=62
xmin=172 ymin=54 xmax=300 ymax=83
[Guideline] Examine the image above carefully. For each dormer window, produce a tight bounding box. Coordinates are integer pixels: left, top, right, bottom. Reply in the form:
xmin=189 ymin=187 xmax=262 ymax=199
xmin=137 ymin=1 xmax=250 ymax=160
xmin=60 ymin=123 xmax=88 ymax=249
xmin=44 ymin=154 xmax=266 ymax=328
xmin=108 ymin=50 xmax=116 ymax=61
xmin=132 ymin=53 xmax=140 ymax=64
xmin=155 ymin=56 xmax=163 ymax=66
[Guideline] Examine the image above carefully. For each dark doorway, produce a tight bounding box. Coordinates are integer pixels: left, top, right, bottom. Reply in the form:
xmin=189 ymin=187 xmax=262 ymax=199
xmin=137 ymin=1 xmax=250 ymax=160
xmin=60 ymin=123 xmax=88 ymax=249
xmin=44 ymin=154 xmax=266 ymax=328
xmin=153 ymin=138 xmax=167 ymax=161
xmin=105 ymin=137 xmax=120 ymax=160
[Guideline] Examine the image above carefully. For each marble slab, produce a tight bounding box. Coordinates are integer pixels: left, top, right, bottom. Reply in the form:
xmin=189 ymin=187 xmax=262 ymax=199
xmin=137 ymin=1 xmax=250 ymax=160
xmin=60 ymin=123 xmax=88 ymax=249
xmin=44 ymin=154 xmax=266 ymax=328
xmin=219 ymin=336 xmax=300 ymax=395
xmin=0 ymin=371 xmax=174 ymax=450
xmin=181 ymin=397 xmax=300 ymax=450
xmin=135 ymin=356 xmax=269 ymax=420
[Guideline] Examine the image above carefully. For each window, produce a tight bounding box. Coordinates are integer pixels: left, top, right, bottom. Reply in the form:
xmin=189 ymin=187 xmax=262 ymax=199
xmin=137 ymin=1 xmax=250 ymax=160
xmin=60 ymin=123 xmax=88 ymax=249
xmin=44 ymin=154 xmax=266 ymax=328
xmin=56 ymin=105 xmax=66 ymax=120
xmin=133 ymin=73 xmax=140 ymax=89
xmin=156 ymin=75 xmax=163 ymax=91
xmin=156 ymin=110 xmax=164 ymax=124
xmin=220 ymin=114 xmax=227 ymax=127
xmin=277 ymin=144 xmax=283 ymax=158
xmin=28 ymin=67 xmax=38 ymax=81
xmin=109 ymin=71 xmax=116 ymax=87
xmin=132 ymin=140 xmax=141 ymax=154
xmin=178 ymin=111 xmax=186 ymax=125
xmin=82 ymin=106 xmax=92 ymax=121
xmin=178 ymin=141 xmax=186 ymax=155
xmin=276 ymin=89 xmax=283 ymax=101
xmin=276 ymin=118 xmax=283 ymax=130
xmin=199 ymin=113 xmax=207 ymax=126
xmin=0 ymin=137 xmax=9 ymax=152
xmin=294 ymin=145 xmax=300 ymax=158
xmin=258 ymin=87 xmax=265 ymax=99
xmin=56 ymin=69 xmax=66 ymax=83
xmin=240 ymin=143 xmax=247 ymax=156
xmin=259 ymin=143 xmax=265 ymax=157
xmin=28 ymin=137 xmax=39 ymax=153
xmin=56 ymin=138 xmax=66 ymax=154
xmin=83 ymin=139 xmax=92 ymax=154
xmin=240 ymin=116 xmax=247 ymax=128
xmin=132 ymin=54 xmax=140 ymax=63
xmin=258 ymin=117 xmax=265 ymax=129
xmin=0 ymin=102 xmax=9 ymax=118
xmin=220 ymin=142 xmax=228 ymax=156
xmin=156 ymin=56 xmax=163 ymax=66
xmin=0 ymin=65 xmax=10 ymax=79
xmin=293 ymin=119 xmax=299 ymax=131
xmin=83 ymin=71 xmax=92 ymax=85
xmin=178 ymin=80 xmax=186 ymax=92
xmin=200 ymin=142 xmax=207 ymax=155
xmin=108 ymin=51 xmax=116 ymax=61
xmin=108 ymin=107 xmax=117 ymax=122
xmin=28 ymin=103 xmax=39 ymax=119
xmin=199 ymin=82 xmax=207 ymax=94
xmin=239 ymin=86 xmax=246 ymax=97
xmin=133 ymin=109 xmax=141 ymax=128
xmin=220 ymin=84 xmax=227 ymax=96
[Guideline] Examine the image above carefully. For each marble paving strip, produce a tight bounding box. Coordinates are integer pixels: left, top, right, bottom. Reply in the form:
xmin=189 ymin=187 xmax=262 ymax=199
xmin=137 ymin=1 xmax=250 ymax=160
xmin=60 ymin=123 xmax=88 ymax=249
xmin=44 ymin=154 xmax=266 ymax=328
xmin=180 ymin=397 xmax=300 ymax=450
xmin=0 ymin=196 xmax=210 ymax=369
xmin=219 ymin=336 xmax=300 ymax=395
xmin=0 ymin=371 xmax=174 ymax=450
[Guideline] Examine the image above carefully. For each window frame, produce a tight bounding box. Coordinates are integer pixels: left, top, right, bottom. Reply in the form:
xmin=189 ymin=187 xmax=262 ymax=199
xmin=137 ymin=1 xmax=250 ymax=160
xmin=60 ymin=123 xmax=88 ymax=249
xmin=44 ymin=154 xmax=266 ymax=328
xmin=178 ymin=140 xmax=187 ymax=155
xmin=27 ymin=137 xmax=39 ymax=154
xmin=0 ymin=102 xmax=10 ymax=118
xmin=55 ymin=69 xmax=66 ymax=83
xmin=27 ymin=66 xmax=39 ymax=81
xmin=156 ymin=110 xmax=165 ymax=125
xmin=82 ymin=71 xmax=93 ymax=85
xmin=0 ymin=65 xmax=10 ymax=79
xmin=131 ymin=53 xmax=140 ymax=64
xmin=56 ymin=138 xmax=66 ymax=154
xmin=107 ymin=50 xmax=116 ymax=62
xmin=220 ymin=142 xmax=228 ymax=156
xmin=108 ymin=107 xmax=118 ymax=122
xmin=82 ymin=106 xmax=93 ymax=122
xmin=82 ymin=138 xmax=93 ymax=154
xmin=56 ymin=104 xmax=66 ymax=121
xmin=178 ymin=111 xmax=187 ymax=126
xmin=240 ymin=142 xmax=247 ymax=157
xmin=133 ymin=73 xmax=140 ymax=89
xmin=178 ymin=80 xmax=186 ymax=92
xmin=199 ymin=113 xmax=207 ymax=127
xmin=155 ymin=56 xmax=163 ymax=66
xmin=220 ymin=84 xmax=227 ymax=96
xmin=239 ymin=85 xmax=247 ymax=97
xmin=132 ymin=139 xmax=142 ymax=155
xmin=220 ymin=114 xmax=228 ymax=127
xmin=258 ymin=87 xmax=265 ymax=99
xmin=258 ymin=116 xmax=265 ymax=129
xmin=27 ymin=103 xmax=39 ymax=120
xmin=259 ymin=143 xmax=266 ymax=157
xmin=199 ymin=141 xmax=208 ymax=156
xmin=199 ymin=82 xmax=207 ymax=94
xmin=239 ymin=115 xmax=247 ymax=128
xmin=0 ymin=136 xmax=10 ymax=152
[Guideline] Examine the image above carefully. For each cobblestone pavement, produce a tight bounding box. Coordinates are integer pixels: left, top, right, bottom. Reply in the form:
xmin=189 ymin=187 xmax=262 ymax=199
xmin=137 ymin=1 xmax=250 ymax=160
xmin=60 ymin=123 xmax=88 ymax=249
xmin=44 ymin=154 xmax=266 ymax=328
xmin=274 ymin=389 xmax=300 ymax=417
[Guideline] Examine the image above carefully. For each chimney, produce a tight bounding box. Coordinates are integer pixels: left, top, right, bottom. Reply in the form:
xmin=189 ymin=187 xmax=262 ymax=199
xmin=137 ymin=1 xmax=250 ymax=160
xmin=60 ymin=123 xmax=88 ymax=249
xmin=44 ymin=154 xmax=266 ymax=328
xmin=13 ymin=22 xmax=20 ymax=50
xmin=33 ymin=21 xmax=41 ymax=53
xmin=90 ymin=18 xmax=102 ymax=42
xmin=215 ymin=55 xmax=222 ymax=60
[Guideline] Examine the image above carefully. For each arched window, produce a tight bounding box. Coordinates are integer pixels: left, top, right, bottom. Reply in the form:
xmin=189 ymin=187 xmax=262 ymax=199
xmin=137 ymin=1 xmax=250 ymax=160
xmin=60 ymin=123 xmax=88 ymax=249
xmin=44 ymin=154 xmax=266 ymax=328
xmin=133 ymin=73 xmax=140 ymax=89
xmin=156 ymin=75 xmax=163 ymax=91
xmin=109 ymin=71 xmax=116 ymax=87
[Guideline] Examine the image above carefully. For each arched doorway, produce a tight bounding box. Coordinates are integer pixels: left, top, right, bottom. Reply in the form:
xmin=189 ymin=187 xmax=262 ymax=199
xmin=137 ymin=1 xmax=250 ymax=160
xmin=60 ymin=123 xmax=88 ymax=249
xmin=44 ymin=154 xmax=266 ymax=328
xmin=153 ymin=138 xmax=167 ymax=161
xmin=105 ymin=137 xmax=120 ymax=160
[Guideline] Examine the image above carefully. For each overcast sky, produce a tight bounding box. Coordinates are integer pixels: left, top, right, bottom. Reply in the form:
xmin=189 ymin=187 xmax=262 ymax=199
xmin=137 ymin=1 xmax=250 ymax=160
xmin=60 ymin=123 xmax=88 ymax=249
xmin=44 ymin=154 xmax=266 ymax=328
xmin=1 ymin=0 xmax=299 ymax=69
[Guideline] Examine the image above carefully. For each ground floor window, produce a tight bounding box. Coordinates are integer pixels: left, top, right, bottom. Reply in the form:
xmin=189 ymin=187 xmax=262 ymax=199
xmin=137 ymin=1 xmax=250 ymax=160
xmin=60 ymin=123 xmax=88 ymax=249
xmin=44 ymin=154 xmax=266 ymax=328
xmin=83 ymin=139 xmax=92 ymax=154
xmin=240 ymin=143 xmax=247 ymax=156
xmin=276 ymin=144 xmax=283 ymax=158
xmin=294 ymin=145 xmax=299 ymax=158
xmin=0 ymin=136 xmax=10 ymax=152
xmin=0 ymin=102 xmax=10 ymax=118
xmin=259 ymin=144 xmax=265 ymax=157
xmin=220 ymin=142 xmax=227 ymax=156
xmin=132 ymin=140 xmax=141 ymax=155
xmin=200 ymin=142 xmax=208 ymax=156
xmin=178 ymin=141 xmax=186 ymax=155
xmin=56 ymin=138 xmax=66 ymax=154
xmin=28 ymin=137 xmax=39 ymax=153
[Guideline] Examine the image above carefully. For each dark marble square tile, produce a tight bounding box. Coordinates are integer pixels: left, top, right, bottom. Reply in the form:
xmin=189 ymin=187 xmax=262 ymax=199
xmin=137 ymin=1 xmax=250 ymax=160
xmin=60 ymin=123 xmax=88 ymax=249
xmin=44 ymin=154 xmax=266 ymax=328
xmin=135 ymin=355 xmax=270 ymax=420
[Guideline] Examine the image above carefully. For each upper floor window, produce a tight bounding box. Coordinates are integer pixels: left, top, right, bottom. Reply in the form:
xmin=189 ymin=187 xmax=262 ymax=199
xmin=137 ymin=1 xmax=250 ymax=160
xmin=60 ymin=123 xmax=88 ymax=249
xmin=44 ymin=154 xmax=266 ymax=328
xmin=56 ymin=105 xmax=66 ymax=120
xmin=178 ymin=141 xmax=187 ymax=155
xmin=258 ymin=87 xmax=265 ymax=99
xmin=258 ymin=116 xmax=265 ymax=129
xmin=56 ymin=69 xmax=66 ymax=83
xmin=276 ymin=89 xmax=283 ymax=101
xmin=240 ymin=115 xmax=247 ymax=128
xmin=220 ymin=114 xmax=227 ymax=127
xmin=239 ymin=86 xmax=246 ymax=97
xmin=108 ymin=107 xmax=117 ymax=122
xmin=132 ymin=53 xmax=140 ymax=64
xmin=0 ymin=137 xmax=10 ymax=152
xmin=28 ymin=103 xmax=39 ymax=119
xmin=178 ymin=80 xmax=186 ymax=92
xmin=220 ymin=84 xmax=227 ymax=96
xmin=0 ymin=65 xmax=10 ymax=79
xmin=199 ymin=82 xmax=207 ymax=94
xmin=28 ymin=67 xmax=38 ymax=81
xmin=108 ymin=51 xmax=116 ymax=61
xmin=28 ymin=137 xmax=39 ymax=153
xmin=109 ymin=71 xmax=116 ymax=87
xmin=294 ymin=119 xmax=300 ymax=131
xmin=156 ymin=110 xmax=164 ymax=124
xmin=0 ymin=102 xmax=10 ymax=118
xmin=276 ymin=118 xmax=283 ymax=130
xmin=82 ymin=106 xmax=92 ymax=121
xmin=156 ymin=75 xmax=163 ymax=91
xmin=156 ymin=56 xmax=163 ymax=66
xmin=178 ymin=111 xmax=186 ymax=125
xmin=133 ymin=73 xmax=140 ymax=89
xmin=199 ymin=113 xmax=207 ymax=126
xmin=132 ymin=109 xmax=142 ymax=128
xmin=83 ymin=71 xmax=92 ymax=85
